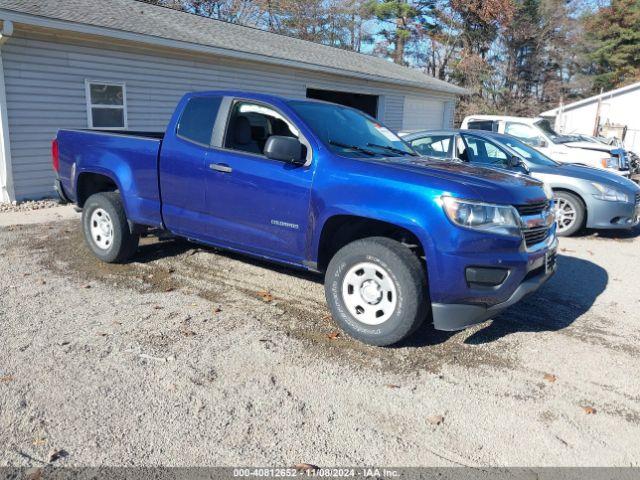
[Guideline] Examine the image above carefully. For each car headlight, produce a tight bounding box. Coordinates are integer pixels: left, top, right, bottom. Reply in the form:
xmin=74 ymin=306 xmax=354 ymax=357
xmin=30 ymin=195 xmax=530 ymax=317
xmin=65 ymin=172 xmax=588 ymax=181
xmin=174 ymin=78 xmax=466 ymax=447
xmin=600 ymin=157 xmax=618 ymax=169
xmin=591 ymin=182 xmax=629 ymax=202
xmin=442 ymin=196 xmax=521 ymax=236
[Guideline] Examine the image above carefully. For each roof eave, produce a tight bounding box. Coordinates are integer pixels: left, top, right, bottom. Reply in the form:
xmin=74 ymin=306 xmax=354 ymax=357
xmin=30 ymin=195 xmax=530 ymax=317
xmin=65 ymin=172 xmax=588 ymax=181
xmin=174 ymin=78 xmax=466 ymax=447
xmin=0 ymin=8 xmax=465 ymax=96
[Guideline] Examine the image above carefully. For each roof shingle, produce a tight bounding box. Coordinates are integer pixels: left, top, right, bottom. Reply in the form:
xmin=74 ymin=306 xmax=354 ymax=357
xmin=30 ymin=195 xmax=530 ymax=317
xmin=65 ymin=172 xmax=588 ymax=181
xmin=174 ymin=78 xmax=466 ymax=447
xmin=0 ymin=0 xmax=466 ymax=95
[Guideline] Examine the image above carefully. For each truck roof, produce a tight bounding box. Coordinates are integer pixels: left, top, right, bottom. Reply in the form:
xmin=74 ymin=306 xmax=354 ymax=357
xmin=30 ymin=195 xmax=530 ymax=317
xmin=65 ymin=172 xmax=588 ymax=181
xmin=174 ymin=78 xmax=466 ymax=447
xmin=183 ymin=90 xmax=329 ymax=106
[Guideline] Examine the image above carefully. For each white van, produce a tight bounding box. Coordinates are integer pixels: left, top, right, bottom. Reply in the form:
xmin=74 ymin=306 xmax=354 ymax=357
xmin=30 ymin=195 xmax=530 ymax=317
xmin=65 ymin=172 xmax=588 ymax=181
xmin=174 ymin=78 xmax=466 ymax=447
xmin=460 ymin=115 xmax=631 ymax=177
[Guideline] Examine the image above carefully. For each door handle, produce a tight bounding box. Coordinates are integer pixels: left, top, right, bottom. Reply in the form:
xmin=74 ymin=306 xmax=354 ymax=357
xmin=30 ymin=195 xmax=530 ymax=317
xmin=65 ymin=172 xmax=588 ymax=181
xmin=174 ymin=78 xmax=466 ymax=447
xmin=209 ymin=163 xmax=233 ymax=173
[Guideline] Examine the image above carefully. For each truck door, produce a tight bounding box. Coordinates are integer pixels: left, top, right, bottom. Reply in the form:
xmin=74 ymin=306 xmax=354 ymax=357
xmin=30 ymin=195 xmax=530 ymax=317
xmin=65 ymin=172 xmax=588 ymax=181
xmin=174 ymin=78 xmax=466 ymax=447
xmin=159 ymin=95 xmax=223 ymax=238
xmin=204 ymin=99 xmax=314 ymax=264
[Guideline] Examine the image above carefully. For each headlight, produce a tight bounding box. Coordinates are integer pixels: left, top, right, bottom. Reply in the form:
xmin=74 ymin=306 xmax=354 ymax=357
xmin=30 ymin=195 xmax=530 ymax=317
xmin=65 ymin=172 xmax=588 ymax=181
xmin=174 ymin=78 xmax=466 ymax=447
xmin=591 ymin=182 xmax=629 ymax=202
xmin=442 ymin=196 xmax=521 ymax=236
xmin=600 ymin=157 xmax=618 ymax=169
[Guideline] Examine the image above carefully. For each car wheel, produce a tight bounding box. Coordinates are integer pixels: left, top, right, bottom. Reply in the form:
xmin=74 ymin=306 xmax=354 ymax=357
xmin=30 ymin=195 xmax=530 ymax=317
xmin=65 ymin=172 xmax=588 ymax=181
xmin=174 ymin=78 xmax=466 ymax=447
xmin=554 ymin=191 xmax=586 ymax=237
xmin=325 ymin=237 xmax=428 ymax=346
xmin=82 ymin=192 xmax=139 ymax=263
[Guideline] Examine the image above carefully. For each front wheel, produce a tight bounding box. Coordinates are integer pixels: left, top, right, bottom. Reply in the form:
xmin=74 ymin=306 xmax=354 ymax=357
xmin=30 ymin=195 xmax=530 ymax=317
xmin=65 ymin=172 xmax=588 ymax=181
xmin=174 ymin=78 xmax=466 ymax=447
xmin=324 ymin=237 xmax=429 ymax=346
xmin=554 ymin=191 xmax=586 ymax=237
xmin=82 ymin=192 xmax=139 ymax=263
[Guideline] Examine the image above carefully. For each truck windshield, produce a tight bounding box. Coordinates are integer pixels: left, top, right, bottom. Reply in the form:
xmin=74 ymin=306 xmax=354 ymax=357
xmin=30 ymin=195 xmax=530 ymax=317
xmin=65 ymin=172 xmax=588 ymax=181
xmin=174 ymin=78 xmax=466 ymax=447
xmin=534 ymin=119 xmax=574 ymax=144
xmin=499 ymin=136 xmax=560 ymax=166
xmin=287 ymin=100 xmax=417 ymax=158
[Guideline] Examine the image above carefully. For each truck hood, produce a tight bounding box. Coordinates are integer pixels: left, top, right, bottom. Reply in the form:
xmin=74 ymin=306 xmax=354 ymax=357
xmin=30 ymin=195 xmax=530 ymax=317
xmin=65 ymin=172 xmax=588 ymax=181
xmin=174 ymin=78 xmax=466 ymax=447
xmin=563 ymin=141 xmax=615 ymax=153
xmin=366 ymin=156 xmax=547 ymax=205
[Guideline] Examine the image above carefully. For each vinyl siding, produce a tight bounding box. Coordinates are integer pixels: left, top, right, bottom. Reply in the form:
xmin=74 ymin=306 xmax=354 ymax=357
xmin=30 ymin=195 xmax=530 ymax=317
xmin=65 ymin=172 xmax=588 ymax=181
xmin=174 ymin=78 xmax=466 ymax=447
xmin=2 ymin=27 xmax=458 ymax=200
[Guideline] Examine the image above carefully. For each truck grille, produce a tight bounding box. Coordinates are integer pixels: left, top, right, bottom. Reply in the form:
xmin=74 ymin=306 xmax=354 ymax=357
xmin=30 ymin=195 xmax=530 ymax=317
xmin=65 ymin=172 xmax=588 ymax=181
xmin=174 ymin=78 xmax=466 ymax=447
xmin=517 ymin=200 xmax=553 ymax=248
xmin=515 ymin=201 xmax=550 ymax=216
xmin=523 ymin=226 xmax=550 ymax=247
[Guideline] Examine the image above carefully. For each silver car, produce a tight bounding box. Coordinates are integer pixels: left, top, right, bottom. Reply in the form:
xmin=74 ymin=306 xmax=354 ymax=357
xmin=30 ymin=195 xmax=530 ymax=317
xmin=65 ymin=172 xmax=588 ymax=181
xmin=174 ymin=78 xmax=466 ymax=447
xmin=400 ymin=129 xmax=640 ymax=236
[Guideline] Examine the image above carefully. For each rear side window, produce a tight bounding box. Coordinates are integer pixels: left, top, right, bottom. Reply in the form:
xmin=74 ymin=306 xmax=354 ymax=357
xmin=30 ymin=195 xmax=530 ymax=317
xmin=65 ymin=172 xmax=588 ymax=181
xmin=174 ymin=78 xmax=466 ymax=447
xmin=177 ymin=96 xmax=222 ymax=146
xmin=467 ymin=120 xmax=497 ymax=132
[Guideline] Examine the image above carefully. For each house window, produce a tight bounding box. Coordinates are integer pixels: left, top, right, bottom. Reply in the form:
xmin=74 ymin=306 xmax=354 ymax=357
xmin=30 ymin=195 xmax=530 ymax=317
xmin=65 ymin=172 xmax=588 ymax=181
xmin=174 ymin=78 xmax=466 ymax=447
xmin=85 ymin=81 xmax=127 ymax=129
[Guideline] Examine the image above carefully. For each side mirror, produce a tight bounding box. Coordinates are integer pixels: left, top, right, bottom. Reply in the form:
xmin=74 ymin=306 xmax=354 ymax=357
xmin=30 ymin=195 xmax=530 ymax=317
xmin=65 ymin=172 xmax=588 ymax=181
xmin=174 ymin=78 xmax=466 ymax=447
xmin=508 ymin=155 xmax=526 ymax=170
xmin=264 ymin=136 xmax=305 ymax=165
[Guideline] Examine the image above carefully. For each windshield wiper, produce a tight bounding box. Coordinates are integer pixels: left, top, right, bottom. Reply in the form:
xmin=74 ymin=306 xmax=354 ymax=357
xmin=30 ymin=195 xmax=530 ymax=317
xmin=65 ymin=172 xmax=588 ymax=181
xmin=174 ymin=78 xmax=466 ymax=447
xmin=329 ymin=140 xmax=376 ymax=156
xmin=367 ymin=143 xmax=418 ymax=157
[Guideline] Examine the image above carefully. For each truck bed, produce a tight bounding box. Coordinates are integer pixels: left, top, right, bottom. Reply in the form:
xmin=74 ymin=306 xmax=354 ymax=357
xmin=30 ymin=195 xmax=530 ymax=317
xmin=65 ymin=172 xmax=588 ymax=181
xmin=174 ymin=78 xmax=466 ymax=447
xmin=56 ymin=129 xmax=165 ymax=228
xmin=76 ymin=129 xmax=165 ymax=140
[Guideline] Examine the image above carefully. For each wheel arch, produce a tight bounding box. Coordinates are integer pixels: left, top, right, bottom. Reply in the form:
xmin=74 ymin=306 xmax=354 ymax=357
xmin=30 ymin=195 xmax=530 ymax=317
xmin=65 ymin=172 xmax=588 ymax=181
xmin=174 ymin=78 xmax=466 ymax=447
xmin=314 ymin=213 xmax=430 ymax=272
xmin=76 ymin=170 xmax=121 ymax=208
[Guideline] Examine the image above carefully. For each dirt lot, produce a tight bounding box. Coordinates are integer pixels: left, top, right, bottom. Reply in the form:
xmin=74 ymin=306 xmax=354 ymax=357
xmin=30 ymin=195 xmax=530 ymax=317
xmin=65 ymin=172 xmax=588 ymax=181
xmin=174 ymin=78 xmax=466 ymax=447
xmin=1 ymin=217 xmax=639 ymax=467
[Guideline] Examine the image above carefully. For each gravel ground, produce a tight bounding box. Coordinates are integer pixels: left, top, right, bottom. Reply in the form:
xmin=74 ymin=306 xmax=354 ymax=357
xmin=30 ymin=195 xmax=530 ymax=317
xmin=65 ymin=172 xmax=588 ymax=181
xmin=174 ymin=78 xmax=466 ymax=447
xmin=1 ymin=219 xmax=639 ymax=467
xmin=0 ymin=199 xmax=60 ymax=214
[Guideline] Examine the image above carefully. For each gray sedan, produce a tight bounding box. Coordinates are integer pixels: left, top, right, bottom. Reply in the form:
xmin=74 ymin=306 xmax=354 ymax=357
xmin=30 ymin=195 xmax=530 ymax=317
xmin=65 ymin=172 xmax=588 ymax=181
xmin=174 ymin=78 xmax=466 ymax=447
xmin=400 ymin=129 xmax=640 ymax=236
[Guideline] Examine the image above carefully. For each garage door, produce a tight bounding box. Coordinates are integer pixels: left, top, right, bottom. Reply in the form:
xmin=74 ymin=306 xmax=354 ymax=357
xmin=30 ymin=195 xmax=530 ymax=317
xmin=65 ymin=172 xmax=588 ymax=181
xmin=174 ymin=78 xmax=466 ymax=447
xmin=403 ymin=97 xmax=445 ymax=131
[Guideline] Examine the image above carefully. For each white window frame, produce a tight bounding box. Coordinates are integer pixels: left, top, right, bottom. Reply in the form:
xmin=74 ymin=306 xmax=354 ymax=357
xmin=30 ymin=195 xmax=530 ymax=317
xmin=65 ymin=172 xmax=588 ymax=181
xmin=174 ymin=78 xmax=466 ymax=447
xmin=85 ymin=80 xmax=128 ymax=130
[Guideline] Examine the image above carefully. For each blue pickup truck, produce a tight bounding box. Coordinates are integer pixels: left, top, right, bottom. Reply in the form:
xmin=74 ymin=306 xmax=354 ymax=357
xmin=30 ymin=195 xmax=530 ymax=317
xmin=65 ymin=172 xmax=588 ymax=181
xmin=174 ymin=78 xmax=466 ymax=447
xmin=52 ymin=91 xmax=557 ymax=346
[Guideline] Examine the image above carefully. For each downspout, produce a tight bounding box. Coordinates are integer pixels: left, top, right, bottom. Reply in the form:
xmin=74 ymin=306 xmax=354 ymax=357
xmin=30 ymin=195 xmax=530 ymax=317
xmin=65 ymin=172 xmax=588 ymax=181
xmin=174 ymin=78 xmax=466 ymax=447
xmin=0 ymin=19 xmax=14 ymax=203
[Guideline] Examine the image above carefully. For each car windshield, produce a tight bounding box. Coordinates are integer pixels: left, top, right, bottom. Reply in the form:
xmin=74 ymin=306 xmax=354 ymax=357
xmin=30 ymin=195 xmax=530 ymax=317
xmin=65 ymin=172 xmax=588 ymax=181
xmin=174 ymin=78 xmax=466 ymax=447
xmin=287 ymin=100 xmax=417 ymax=158
xmin=534 ymin=119 xmax=574 ymax=144
xmin=499 ymin=135 xmax=560 ymax=166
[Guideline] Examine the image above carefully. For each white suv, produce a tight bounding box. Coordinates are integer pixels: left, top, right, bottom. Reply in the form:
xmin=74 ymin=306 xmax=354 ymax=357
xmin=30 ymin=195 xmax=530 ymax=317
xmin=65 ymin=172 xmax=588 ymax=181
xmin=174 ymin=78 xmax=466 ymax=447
xmin=461 ymin=115 xmax=631 ymax=177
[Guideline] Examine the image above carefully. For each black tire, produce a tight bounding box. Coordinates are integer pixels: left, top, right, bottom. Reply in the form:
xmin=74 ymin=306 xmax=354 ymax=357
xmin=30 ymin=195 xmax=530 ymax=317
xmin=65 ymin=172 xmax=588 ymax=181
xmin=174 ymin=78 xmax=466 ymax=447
xmin=324 ymin=237 xmax=429 ymax=347
xmin=82 ymin=192 xmax=139 ymax=263
xmin=554 ymin=190 xmax=586 ymax=237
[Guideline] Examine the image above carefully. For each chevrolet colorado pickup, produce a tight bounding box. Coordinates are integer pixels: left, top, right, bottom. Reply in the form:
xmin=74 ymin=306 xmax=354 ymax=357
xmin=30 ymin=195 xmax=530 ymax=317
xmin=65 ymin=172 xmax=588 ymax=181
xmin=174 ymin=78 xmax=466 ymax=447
xmin=53 ymin=91 xmax=558 ymax=346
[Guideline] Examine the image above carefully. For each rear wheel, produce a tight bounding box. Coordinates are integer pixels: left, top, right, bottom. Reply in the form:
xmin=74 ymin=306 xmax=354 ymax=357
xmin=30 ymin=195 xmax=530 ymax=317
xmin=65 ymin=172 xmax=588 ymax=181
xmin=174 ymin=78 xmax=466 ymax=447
xmin=554 ymin=191 xmax=585 ymax=237
xmin=82 ymin=192 xmax=139 ymax=263
xmin=325 ymin=237 xmax=428 ymax=346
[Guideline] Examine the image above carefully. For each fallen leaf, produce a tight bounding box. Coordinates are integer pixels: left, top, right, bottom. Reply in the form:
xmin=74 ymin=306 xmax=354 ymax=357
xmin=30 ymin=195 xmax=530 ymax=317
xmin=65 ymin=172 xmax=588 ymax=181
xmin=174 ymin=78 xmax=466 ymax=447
xmin=48 ymin=449 xmax=68 ymax=463
xmin=294 ymin=464 xmax=318 ymax=473
xmin=167 ymin=268 xmax=175 ymax=273
xmin=214 ymin=307 xmax=222 ymax=314
xmin=164 ymin=287 xmax=175 ymax=293
xmin=385 ymin=384 xmax=401 ymax=389
xmin=153 ymin=305 xmax=164 ymax=310
xmin=25 ymin=468 xmax=42 ymax=480
xmin=0 ymin=375 xmax=15 ymax=383
xmin=257 ymin=290 xmax=274 ymax=302
xmin=326 ymin=331 xmax=340 ymax=340
xmin=97 ymin=332 xmax=108 ymax=337
xmin=543 ymin=373 xmax=557 ymax=383
xmin=39 ymin=279 xmax=47 ymax=285
xmin=427 ymin=415 xmax=445 ymax=426
xmin=82 ymin=284 xmax=91 ymax=289
xmin=32 ymin=438 xmax=47 ymax=446
xmin=582 ymin=406 xmax=597 ymax=415
xmin=181 ymin=329 xmax=196 ymax=337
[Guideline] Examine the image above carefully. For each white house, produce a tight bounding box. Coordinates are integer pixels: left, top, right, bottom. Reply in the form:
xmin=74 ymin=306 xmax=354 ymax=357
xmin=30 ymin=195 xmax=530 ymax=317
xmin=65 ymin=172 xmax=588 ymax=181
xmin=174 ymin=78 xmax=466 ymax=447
xmin=540 ymin=82 xmax=640 ymax=154
xmin=0 ymin=0 xmax=465 ymax=203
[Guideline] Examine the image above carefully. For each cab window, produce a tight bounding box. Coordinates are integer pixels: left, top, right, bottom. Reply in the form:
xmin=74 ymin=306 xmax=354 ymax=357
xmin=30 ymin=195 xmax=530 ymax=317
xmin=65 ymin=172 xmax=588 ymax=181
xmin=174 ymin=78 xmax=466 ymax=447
xmin=409 ymin=134 xmax=452 ymax=159
xmin=505 ymin=122 xmax=545 ymax=147
xmin=224 ymin=101 xmax=301 ymax=157
xmin=177 ymin=96 xmax=222 ymax=146
xmin=467 ymin=120 xmax=498 ymax=132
